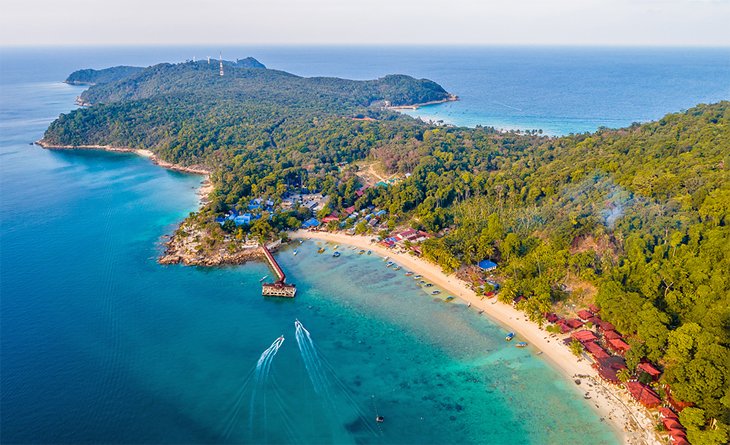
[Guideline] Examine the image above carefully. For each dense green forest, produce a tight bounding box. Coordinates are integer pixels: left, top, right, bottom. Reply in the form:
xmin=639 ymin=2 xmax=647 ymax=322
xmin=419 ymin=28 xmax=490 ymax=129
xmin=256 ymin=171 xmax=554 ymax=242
xmin=43 ymin=60 xmax=729 ymax=444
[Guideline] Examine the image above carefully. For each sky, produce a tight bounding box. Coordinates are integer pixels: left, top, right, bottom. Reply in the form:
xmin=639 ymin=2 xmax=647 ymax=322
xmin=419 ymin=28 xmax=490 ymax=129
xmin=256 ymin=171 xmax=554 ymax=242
xmin=1 ymin=0 xmax=729 ymax=47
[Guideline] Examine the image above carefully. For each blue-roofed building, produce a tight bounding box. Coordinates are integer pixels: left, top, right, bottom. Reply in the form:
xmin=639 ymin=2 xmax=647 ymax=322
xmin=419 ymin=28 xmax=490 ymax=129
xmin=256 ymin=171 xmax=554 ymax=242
xmin=234 ymin=213 xmax=253 ymax=226
xmin=478 ymin=259 xmax=498 ymax=271
xmin=374 ymin=210 xmax=387 ymax=217
xmin=302 ymin=217 xmax=320 ymax=228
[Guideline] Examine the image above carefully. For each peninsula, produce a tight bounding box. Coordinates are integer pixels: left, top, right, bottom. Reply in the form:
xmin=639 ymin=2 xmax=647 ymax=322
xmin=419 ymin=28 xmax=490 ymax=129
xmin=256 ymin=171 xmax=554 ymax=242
xmin=40 ymin=57 xmax=729 ymax=445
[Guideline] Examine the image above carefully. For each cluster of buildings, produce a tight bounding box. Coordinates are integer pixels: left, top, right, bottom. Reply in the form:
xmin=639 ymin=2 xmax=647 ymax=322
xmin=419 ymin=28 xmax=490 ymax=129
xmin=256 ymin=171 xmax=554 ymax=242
xmin=379 ymin=228 xmax=430 ymax=254
xmin=302 ymin=206 xmax=389 ymax=231
xmin=543 ymin=305 xmax=689 ymax=444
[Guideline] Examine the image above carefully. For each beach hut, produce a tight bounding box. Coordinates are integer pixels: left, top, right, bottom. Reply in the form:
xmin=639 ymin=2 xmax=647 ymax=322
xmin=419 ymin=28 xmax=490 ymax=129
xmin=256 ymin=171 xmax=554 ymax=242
xmin=565 ymin=318 xmax=584 ymax=329
xmin=626 ymin=381 xmax=661 ymax=408
xmin=556 ymin=320 xmax=572 ymax=333
xmin=662 ymin=418 xmax=684 ymax=431
xmin=659 ymin=407 xmax=679 ymax=420
xmin=607 ymin=338 xmax=631 ymax=355
xmin=545 ymin=313 xmax=559 ymax=323
xmin=572 ymin=330 xmax=598 ymax=343
xmin=597 ymin=320 xmax=615 ymax=332
xmin=603 ymin=330 xmax=622 ymax=340
xmin=477 ymin=259 xmax=498 ymax=271
xmin=637 ymin=362 xmax=662 ymax=380
xmin=589 ymin=304 xmax=600 ymax=313
xmin=584 ymin=341 xmax=611 ymax=360
xmin=577 ymin=309 xmax=594 ymax=321
xmin=302 ymin=217 xmax=320 ymax=228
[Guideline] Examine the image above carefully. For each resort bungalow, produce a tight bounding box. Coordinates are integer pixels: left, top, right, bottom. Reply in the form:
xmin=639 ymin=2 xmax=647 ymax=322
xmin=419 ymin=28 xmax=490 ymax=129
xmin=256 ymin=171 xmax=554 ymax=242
xmin=607 ymin=338 xmax=631 ymax=356
xmin=589 ymin=304 xmax=600 ymax=313
xmin=477 ymin=259 xmax=498 ymax=272
xmin=302 ymin=217 xmax=320 ymax=229
xmin=597 ymin=320 xmax=616 ymax=332
xmin=625 ymin=381 xmax=661 ymax=408
xmin=603 ymin=330 xmax=623 ymax=340
xmin=584 ymin=341 xmax=611 ymax=361
xmin=565 ymin=318 xmax=585 ymax=330
xmin=595 ymin=356 xmax=627 ymax=383
xmin=659 ymin=407 xmax=679 ymax=420
xmin=572 ymin=330 xmax=598 ymax=343
xmin=577 ymin=309 xmax=594 ymax=321
xmin=637 ymin=362 xmax=662 ymax=380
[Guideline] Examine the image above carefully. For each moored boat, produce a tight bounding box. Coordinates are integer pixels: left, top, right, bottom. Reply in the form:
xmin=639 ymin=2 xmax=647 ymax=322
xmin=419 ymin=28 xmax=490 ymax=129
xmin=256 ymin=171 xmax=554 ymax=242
xmin=516 ymin=342 xmax=528 ymax=348
xmin=405 ymin=271 xmax=413 ymax=276
xmin=333 ymin=251 xmax=341 ymax=257
xmin=367 ymin=250 xmax=372 ymax=255
xmin=293 ymin=249 xmax=298 ymax=256
xmin=317 ymin=247 xmax=325 ymax=254
xmin=358 ymin=249 xmax=366 ymax=255
xmin=505 ymin=332 xmax=515 ymax=341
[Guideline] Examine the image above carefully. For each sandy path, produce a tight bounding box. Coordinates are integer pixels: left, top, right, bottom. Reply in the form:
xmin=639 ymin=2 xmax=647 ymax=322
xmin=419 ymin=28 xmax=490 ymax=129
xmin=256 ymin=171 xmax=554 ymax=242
xmin=292 ymin=230 xmax=662 ymax=445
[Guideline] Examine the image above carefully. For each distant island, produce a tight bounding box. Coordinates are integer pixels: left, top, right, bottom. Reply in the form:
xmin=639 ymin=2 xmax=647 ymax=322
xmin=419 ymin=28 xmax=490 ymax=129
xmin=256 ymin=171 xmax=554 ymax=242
xmin=40 ymin=57 xmax=729 ymax=445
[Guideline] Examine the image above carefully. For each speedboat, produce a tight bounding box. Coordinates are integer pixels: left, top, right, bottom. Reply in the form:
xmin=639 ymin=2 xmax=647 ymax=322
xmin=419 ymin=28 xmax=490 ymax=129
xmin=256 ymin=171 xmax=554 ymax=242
xmin=259 ymin=275 xmax=269 ymax=282
xmin=405 ymin=271 xmax=413 ymax=276
xmin=333 ymin=251 xmax=341 ymax=257
xmin=293 ymin=250 xmax=298 ymax=256
xmin=516 ymin=342 xmax=528 ymax=348
xmin=505 ymin=332 xmax=515 ymax=341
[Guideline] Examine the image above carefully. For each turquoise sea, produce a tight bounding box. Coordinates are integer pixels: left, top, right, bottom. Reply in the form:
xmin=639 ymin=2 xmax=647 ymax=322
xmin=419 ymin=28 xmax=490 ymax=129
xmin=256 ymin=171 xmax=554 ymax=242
xmin=1 ymin=46 xmax=728 ymax=444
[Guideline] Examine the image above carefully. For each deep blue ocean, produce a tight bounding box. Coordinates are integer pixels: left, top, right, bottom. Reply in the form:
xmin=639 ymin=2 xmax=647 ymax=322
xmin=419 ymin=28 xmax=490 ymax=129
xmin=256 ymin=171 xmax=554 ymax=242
xmin=0 ymin=46 xmax=728 ymax=444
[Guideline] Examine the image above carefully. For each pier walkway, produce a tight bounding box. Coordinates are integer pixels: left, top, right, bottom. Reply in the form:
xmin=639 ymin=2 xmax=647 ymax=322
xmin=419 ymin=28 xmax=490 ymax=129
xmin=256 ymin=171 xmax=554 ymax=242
xmin=261 ymin=244 xmax=296 ymax=297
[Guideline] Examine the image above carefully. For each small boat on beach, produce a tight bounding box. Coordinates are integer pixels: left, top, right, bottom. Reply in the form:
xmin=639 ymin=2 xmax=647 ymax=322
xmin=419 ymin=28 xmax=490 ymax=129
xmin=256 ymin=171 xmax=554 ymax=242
xmin=333 ymin=251 xmax=341 ymax=257
xmin=383 ymin=256 xmax=390 ymax=262
xmin=505 ymin=332 xmax=515 ymax=341
xmin=515 ymin=342 xmax=528 ymax=348
xmin=393 ymin=266 xmax=401 ymax=271
xmin=431 ymin=290 xmax=441 ymax=295
xmin=358 ymin=249 xmax=366 ymax=255
xmin=445 ymin=296 xmax=455 ymax=301
xmin=424 ymin=283 xmax=433 ymax=288
xmin=293 ymin=250 xmax=298 ymax=256
xmin=405 ymin=271 xmax=413 ymax=276
xmin=413 ymin=274 xmax=422 ymax=279
xmin=367 ymin=250 xmax=372 ymax=255
xmin=317 ymin=247 xmax=325 ymax=254
xmin=386 ymin=261 xmax=394 ymax=267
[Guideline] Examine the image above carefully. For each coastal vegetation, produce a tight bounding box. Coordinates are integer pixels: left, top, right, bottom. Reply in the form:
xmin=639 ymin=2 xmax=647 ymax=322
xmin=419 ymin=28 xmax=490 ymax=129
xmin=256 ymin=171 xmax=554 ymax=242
xmin=42 ymin=59 xmax=729 ymax=444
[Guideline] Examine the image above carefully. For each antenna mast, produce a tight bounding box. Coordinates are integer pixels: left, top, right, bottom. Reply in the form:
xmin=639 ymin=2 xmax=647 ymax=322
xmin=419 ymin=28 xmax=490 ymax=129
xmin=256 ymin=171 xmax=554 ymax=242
xmin=219 ymin=52 xmax=224 ymax=77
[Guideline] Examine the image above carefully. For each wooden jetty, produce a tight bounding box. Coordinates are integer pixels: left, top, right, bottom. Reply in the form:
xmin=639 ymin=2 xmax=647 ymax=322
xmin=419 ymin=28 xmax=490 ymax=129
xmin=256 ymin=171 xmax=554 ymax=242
xmin=261 ymin=244 xmax=297 ymax=297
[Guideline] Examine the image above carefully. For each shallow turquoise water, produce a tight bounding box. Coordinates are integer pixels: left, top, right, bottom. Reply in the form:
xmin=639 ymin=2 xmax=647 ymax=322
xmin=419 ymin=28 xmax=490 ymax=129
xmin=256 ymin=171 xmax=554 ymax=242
xmin=0 ymin=48 xmax=635 ymax=444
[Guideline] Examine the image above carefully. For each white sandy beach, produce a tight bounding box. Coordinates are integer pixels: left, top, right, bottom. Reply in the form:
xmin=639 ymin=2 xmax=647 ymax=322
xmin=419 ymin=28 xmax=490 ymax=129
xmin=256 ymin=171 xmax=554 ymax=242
xmin=292 ymin=230 xmax=662 ymax=445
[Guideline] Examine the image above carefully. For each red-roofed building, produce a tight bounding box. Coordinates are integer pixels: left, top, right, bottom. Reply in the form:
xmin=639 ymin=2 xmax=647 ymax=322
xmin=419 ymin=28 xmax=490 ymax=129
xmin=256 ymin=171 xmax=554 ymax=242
xmin=662 ymin=418 xmax=684 ymax=431
xmin=671 ymin=437 xmax=689 ymax=445
xmin=637 ymin=362 xmax=662 ymax=380
xmin=668 ymin=428 xmax=686 ymax=439
xmin=577 ymin=310 xmax=594 ymax=321
xmin=355 ymin=188 xmax=365 ymax=197
xmin=586 ymin=316 xmax=601 ymax=326
xmin=344 ymin=206 xmax=356 ymax=215
xmin=597 ymin=320 xmax=615 ymax=332
xmin=513 ymin=295 xmax=527 ymax=305
xmin=557 ymin=321 xmax=572 ymax=334
xmin=572 ymin=330 xmax=598 ymax=343
xmin=584 ymin=341 xmax=611 ymax=360
xmin=607 ymin=338 xmax=631 ymax=355
xmin=589 ymin=304 xmax=600 ymax=313
xmin=659 ymin=407 xmax=679 ymax=420
xmin=626 ymin=381 xmax=661 ymax=408
xmin=566 ymin=318 xmax=584 ymax=329
xmin=604 ymin=330 xmax=622 ymax=340
xmin=321 ymin=214 xmax=339 ymax=223
xmin=594 ymin=356 xmax=627 ymax=383
xmin=545 ymin=313 xmax=559 ymax=323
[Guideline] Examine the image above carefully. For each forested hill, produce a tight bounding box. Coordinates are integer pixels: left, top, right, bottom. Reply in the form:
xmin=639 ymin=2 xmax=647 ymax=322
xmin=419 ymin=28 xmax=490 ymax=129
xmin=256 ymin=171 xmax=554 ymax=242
xmin=66 ymin=58 xmax=451 ymax=109
xmin=65 ymin=65 xmax=145 ymax=85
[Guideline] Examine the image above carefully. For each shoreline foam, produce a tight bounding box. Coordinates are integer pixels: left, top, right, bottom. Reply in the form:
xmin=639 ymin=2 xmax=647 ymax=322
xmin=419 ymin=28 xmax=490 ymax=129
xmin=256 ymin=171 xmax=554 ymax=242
xmin=291 ymin=229 xmax=662 ymax=445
